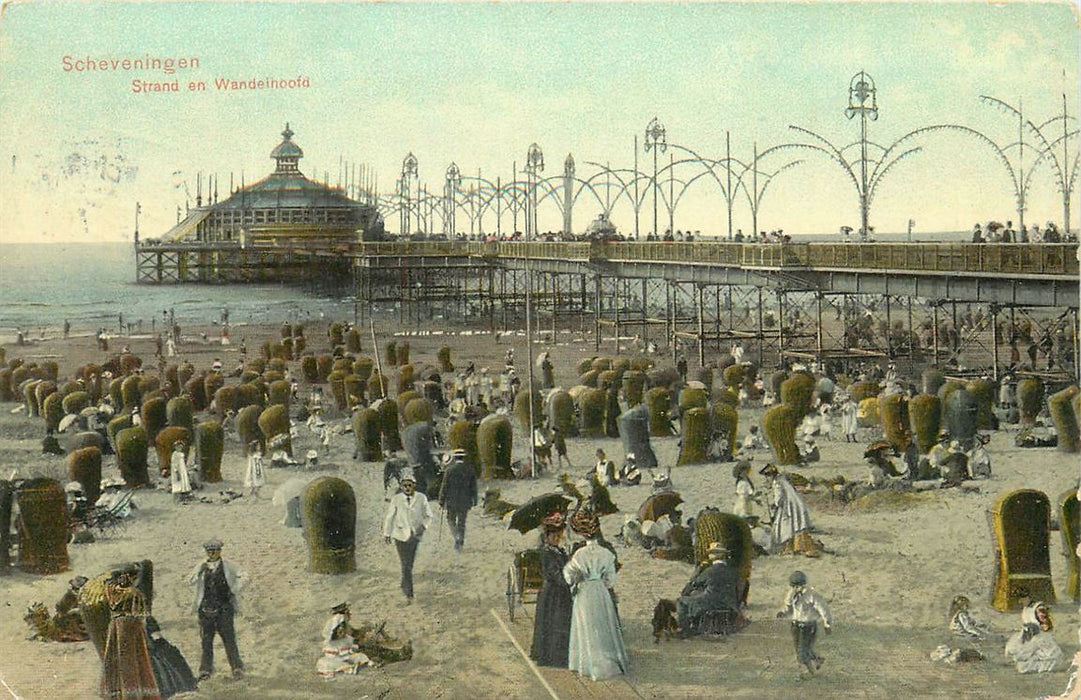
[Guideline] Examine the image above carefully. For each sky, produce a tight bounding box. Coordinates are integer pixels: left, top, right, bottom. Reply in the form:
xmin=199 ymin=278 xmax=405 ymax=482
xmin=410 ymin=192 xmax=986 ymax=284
xmin=0 ymin=0 xmax=1078 ymax=242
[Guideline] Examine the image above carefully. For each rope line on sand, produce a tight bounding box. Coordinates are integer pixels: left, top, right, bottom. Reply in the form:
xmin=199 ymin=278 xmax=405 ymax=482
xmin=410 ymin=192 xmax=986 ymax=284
xmin=490 ymin=608 xmax=560 ymax=700
xmin=0 ymin=673 xmax=22 ymax=699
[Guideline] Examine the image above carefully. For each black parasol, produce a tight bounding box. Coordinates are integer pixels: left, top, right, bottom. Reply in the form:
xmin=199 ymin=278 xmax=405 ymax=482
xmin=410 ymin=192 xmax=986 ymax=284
xmin=638 ymin=492 xmax=684 ymax=522
xmin=508 ymin=493 xmax=573 ymax=534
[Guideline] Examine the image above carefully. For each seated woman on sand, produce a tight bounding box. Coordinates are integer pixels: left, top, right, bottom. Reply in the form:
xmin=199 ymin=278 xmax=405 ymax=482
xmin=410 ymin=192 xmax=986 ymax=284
xmin=1005 ymin=601 xmax=1063 ymax=674
xmin=317 ymin=603 xmax=371 ymax=679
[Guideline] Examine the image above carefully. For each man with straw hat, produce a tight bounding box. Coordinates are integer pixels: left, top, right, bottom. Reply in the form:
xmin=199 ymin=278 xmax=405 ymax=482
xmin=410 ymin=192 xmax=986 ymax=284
xmin=382 ymin=468 xmax=433 ymax=603
xmin=676 ymin=542 xmax=743 ymax=636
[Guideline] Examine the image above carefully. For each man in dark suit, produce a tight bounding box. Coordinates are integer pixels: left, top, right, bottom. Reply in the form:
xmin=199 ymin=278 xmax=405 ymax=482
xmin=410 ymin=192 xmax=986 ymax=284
xmin=677 ymin=542 xmax=743 ymax=635
xmin=438 ymin=450 xmax=478 ymax=552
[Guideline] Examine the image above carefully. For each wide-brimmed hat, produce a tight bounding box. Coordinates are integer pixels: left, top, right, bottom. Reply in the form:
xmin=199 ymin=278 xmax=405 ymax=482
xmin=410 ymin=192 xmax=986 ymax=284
xmin=569 ymin=509 xmax=600 ymax=537
xmin=732 ymin=459 xmax=753 ymax=479
xmin=330 ymin=602 xmax=350 ymax=615
xmin=759 ymin=463 xmax=779 ymax=476
xmin=203 ymin=538 xmax=224 ymax=551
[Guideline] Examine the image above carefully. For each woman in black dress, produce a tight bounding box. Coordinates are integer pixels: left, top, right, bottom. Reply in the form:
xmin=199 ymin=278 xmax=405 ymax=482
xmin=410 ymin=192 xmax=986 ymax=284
xmin=530 ymin=512 xmax=573 ymax=667
xmin=145 ymin=616 xmax=199 ymax=697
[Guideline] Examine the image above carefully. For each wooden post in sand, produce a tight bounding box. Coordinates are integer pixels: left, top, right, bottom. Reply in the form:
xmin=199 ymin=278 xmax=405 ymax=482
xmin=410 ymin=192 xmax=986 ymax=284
xmin=990 ymin=305 xmax=1000 ymax=381
xmin=696 ymin=284 xmax=706 ymax=368
xmin=614 ymin=278 xmax=621 ymax=356
xmin=594 ymin=274 xmax=602 ymax=352
xmin=932 ymin=303 xmax=940 ymax=366
xmin=370 ymin=319 xmax=387 ymax=398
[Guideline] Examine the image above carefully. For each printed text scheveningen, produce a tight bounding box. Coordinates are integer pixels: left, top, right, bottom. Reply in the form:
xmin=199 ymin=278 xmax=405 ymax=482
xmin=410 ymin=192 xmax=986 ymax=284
xmin=62 ymin=54 xmax=200 ymax=75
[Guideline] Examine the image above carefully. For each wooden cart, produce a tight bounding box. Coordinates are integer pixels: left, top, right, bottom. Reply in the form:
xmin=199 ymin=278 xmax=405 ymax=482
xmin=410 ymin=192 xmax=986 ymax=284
xmin=505 ymin=548 xmax=544 ymax=622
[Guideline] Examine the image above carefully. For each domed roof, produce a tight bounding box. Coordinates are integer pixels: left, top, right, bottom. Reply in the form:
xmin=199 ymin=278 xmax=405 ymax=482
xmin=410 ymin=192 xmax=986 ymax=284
xmin=270 ymin=123 xmax=304 ymax=159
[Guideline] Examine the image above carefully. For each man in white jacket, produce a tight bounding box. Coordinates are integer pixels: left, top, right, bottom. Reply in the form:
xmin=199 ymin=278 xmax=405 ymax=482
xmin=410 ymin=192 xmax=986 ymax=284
xmin=383 ymin=469 xmax=433 ymax=603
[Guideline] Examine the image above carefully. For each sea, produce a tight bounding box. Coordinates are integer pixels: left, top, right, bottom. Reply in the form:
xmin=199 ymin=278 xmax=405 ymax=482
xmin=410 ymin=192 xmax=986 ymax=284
xmin=0 ymin=242 xmax=355 ymax=336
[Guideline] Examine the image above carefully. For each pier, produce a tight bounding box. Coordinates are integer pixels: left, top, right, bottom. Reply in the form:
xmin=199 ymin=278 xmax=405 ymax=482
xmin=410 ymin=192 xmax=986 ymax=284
xmin=134 ymin=237 xmax=1080 ymax=382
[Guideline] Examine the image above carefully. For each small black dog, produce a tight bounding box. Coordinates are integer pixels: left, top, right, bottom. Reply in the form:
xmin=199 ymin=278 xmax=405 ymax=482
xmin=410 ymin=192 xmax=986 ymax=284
xmin=652 ymin=599 xmax=680 ymax=643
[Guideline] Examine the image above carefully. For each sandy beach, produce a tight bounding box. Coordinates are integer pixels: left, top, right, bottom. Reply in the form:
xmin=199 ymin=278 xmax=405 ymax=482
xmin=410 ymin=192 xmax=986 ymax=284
xmin=0 ymin=319 xmax=1078 ymax=700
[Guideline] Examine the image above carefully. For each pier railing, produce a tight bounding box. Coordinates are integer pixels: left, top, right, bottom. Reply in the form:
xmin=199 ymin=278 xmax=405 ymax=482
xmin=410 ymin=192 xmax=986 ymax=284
xmin=140 ymin=239 xmax=1078 ymax=277
xmin=356 ymin=240 xmax=1077 ymax=276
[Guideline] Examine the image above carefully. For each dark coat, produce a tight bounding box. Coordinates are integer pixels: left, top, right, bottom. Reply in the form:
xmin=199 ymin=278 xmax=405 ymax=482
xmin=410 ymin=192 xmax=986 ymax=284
xmin=530 ymin=545 xmax=573 ymax=667
xmin=679 ymin=561 xmax=741 ymax=622
xmin=439 ymin=460 xmax=477 ymax=512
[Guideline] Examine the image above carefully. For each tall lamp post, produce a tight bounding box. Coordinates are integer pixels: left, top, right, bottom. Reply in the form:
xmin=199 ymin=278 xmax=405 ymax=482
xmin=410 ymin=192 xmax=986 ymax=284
xmin=645 ymin=117 xmax=667 ymax=237
xmin=525 ymin=143 xmax=545 ymax=238
xmin=444 ymin=163 xmax=461 ymax=237
xmin=845 ymin=71 xmax=878 ymax=238
xmin=400 ymin=152 xmax=418 ymax=236
xmin=523 ymin=143 xmax=544 ymax=478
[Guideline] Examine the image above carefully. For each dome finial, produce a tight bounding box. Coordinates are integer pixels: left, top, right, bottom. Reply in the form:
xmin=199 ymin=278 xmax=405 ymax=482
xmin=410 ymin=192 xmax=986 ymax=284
xmin=282 ymin=122 xmax=294 ymax=140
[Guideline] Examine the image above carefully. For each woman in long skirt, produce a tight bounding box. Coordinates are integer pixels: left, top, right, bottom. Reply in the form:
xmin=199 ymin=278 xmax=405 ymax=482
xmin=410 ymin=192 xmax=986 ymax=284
xmin=145 ymin=617 xmax=198 ymax=698
xmin=101 ymin=566 xmax=161 ymax=700
xmin=245 ymin=442 xmax=266 ymax=498
xmin=530 ymin=513 xmax=573 ymax=667
xmin=563 ymin=510 xmax=630 ymax=681
xmin=169 ymin=443 xmax=192 ymax=502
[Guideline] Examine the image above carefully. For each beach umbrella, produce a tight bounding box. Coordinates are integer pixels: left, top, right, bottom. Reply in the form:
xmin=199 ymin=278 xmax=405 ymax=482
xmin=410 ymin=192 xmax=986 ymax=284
xmin=273 ymin=477 xmax=312 ymax=528
xmin=272 ymin=478 xmax=311 ymax=507
xmin=638 ymin=492 xmax=684 ymax=522
xmin=508 ymin=493 xmax=572 ymax=534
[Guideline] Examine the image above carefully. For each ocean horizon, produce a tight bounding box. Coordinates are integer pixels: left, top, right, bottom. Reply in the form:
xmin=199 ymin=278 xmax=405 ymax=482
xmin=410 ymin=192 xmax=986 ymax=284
xmin=0 ymin=242 xmax=354 ymax=334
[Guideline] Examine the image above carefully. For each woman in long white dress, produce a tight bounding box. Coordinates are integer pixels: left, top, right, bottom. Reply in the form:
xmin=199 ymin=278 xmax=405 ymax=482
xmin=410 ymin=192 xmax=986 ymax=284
xmin=245 ymin=442 xmax=266 ymax=498
xmin=1005 ymin=602 xmax=1063 ymax=674
xmin=170 ymin=441 xmax=192 ymax=502
xmin=563 ymin=510 xmax=630 ymax=681
xmin=732 ymin=460 xmax=756 ymax=519
xmin=840 ymin=398 xmax=859 ymax=442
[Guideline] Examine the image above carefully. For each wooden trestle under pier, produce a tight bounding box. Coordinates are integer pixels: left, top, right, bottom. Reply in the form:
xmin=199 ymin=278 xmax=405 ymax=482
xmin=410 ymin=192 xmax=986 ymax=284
xmin=135 ymin=239 xmax=1080 ymax=382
